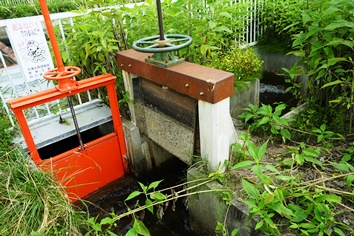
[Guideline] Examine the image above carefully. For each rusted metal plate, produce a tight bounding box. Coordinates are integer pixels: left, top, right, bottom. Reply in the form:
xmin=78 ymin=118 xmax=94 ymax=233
xmin=117 ymin=49 xmax=234 ymax=104
xmin=141 ymin=79 xmax=197 ymax=128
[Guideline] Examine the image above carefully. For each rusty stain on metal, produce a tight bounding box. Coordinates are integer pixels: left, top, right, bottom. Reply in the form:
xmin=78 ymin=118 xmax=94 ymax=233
xmin=117 ymin=49 xmax=234 ymax=104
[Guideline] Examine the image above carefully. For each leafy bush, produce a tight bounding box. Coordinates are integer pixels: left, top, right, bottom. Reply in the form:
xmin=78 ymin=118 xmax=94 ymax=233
xmin=285 ymin=0 xmax=354 ymax=133
xmin=209 ymin=46 xmax=263 ymax=86
xmin=259 ymin=0 xmax=305 ymax=53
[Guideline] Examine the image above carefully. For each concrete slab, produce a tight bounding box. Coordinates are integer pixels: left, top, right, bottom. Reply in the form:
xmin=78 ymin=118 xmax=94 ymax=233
xmin=144 ymin=106 xmax=194 ymax=165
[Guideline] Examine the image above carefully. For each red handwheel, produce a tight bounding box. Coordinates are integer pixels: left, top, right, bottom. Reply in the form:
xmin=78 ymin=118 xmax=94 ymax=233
xmin=44 ymin=66 xmax=81 ymax=92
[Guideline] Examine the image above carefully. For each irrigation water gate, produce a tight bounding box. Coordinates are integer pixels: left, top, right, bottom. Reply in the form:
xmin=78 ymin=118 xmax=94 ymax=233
xmin=8 ymin=0 xmax=237 ymax=201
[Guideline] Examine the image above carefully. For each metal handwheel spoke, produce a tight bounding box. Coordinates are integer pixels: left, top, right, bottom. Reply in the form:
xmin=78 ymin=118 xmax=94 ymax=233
xmin=146 ymin=44 xmax=159 ymax=49
xmin=170 ymin=38 xmax=189 ymax=43
xmin=133 ymin=34 xmax=192 ymax=53
xmin=132 ymin=0 xmax=192 ymax=67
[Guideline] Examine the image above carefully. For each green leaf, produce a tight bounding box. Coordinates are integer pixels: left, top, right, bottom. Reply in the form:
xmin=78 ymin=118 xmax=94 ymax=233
xmin=125 ymin=191 xmax=142 ymax=201
xmin=200 ymin=44 xmax=210 ymax=56
xmin=138 ymin=182 xmax=147 ymax=192
xmin=244 ymin=199 xmax=257 ymax=208
xmin=298 ymin=222 xmax=316 ymax=229
xmin=264 ymin=193 xmax=275 ymax=205
xmin=148 ymin=180 xmax=163 ymax=191
xmin=275 ymin=175 xmax=295 ymax=181
xmin=231 ymin=228 xmax=239 ymax=236
xmin=145 ymin=199 xmax=153 ymax=214
xmin=125 ymin=227 xmax=138 ymax=236
xmin=241 ymin=179 xmax=259 ymax=199
xmin=280 ymin=129 xmax=291 ymax=141
xmin=232 ymin=160 xmax=254 ymax=169
xmin=327 ymin=57 xmax=348 ymax=67
xmin=133 ymin=219 xmax=151 ymax=236
xmin=316 ymin=194 xmax=341 ymax=203
xmin=288 ymin=50 xmax=305 ymax=57
xmin=150 ymin=192 xmax=167 ymax=202
xmin=341 ymin=154 xmax=352 ymax=163
xmin=100 ymin=217 xmax=114 ymax=226
xmin=208 ymin=21 xmax=217 ymax=29
xmin=282 ymin=158 xmax=293 ymax=167
xmin=321 ymin=80 xmax=344 ymax=89
xmin=333 ymin=227 xmax=346 ymax=236
xmin=289 ymin=204 xmax=310 ymax=223
xmin=325 ymin=19 xmax=354 ymax=30
xmin=265 ymin=164 xmax=280 ymax=174
xmin=268 ymin=202 xmax=294 ymax=217
xmin=247 ymin=141 xmax=259 ymax=160
xmin=252 ymin=164 xmax=262 ymax=178
xmin=258 ymin=141 xmax=268 ymax=160
xmin=215 ymin=26 xmax=232 ymax=33
xmin=215 ymin=221 xmax=225 ymax=231
xmin=292 ymin=32 xmax=306 ymax=47
xmin=106 ymin=230 xmax=118 ymax=236
xmin=255 ymin=220 xmax=264 ymax=230
xmin=258 ymin=116 xmax=270 ymax=125
xmin=330 ymin=162 xmax=349 ymax=172
xmin=346 ymin=175 xmax=354 ymax=188
xmin=302 ymin=148 xmax=319 ymax=157
xmin=304 ymin=156 xmax=323 ymax=167
xmin=219 ymin=12 xmax=232 ymax=18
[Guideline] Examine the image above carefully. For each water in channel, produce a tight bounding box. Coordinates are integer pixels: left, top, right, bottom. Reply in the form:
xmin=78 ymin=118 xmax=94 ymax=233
xmin=78 ymin=157 xmax=193 ymax=235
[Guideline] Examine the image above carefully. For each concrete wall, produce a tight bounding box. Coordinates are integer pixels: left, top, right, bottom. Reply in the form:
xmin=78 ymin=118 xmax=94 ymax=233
xmin=187 ymin=168 xmax=260 ymax=236
xmin=230 ymin=80 xmax=260 ymax=118
xmin=256 ymin=47 xmax=308 ymax=95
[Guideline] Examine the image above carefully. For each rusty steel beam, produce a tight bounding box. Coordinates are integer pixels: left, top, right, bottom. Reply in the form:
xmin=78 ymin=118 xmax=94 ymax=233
xmin=117 ymin=49 xmax=234 ymax=104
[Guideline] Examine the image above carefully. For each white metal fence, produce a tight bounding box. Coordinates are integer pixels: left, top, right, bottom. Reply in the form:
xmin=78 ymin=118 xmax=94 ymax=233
xmin=2 ymin=0 xmax=70 ymax=5
xmin=0 ymin=0 xmax=263 ymax=127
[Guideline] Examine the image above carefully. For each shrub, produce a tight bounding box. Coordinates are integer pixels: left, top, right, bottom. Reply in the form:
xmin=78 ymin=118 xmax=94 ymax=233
xmin=208 ymin=46 xmax=263 ymax=87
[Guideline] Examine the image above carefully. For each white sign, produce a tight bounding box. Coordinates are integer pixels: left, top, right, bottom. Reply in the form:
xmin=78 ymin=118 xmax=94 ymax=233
xmin=6 ymin=16 xmax=54 ymax=83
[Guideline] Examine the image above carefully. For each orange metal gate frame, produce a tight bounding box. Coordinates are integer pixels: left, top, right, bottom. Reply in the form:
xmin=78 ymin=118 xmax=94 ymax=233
xmin=7 ymin=0 xmax=128 ymax=201
xmin=8 ymin=74 xmax=128 ymax=201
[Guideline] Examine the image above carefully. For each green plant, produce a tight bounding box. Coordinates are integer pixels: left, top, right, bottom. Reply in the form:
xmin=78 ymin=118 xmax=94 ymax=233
xmin=286 ymin=0 xmax=354 ymax=133
xmin=0 ymin=150 xmax=87 ymax=235
xmin=208 ymin=46 xmax=263 ymax=88
xmin=0 ymin=106 xmax=17 ymax=154
xmin=231 ymin=139 xmax=354 ymax=236
xmin=85 ymin=212 xmax=118 ymax=236
xmin=259 ymin=0 xmax=305 ymax=53
xmin=84 ymin=170 xmax=231 ymax=235
xmin=238 ymin=103 xmax=292 ymax=142
xmin=161 ymin=0 xmax=249 ymax=64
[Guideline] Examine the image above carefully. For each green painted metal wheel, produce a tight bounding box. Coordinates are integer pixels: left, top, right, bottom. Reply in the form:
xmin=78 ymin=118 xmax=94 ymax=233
xmin=133 ymin=34 xmax=192 ymax=53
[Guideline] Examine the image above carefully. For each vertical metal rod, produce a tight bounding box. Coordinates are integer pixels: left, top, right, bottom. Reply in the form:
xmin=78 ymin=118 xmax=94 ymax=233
xmin=156 ymin=0 xmax=165 ymax=40
xmin=67 ymin=96 xmax=85 ymax=150
xmin=39 ymin=0 xmax=65 ymax=72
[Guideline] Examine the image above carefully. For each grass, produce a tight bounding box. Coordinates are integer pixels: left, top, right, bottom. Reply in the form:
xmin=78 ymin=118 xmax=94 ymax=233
xmin=0 ymin=106 xmax=88 ymax=235
xmin=0 ymin=149 xmax=88 ymax=235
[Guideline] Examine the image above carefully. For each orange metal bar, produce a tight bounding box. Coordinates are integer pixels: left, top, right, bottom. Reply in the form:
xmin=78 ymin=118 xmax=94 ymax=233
xmin=9 ymin=74 xmax=116 ymax=111
xmin=106 ymin=83 xmax=127 ymax=159
xmin=13 ymin=110 xmax=41 ymax=163
xmin=38 ymin=0 xmax=65 ymax=72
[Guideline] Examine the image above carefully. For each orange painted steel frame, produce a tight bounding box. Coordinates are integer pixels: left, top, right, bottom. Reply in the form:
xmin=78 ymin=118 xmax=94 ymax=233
xmin=8 ymin=74 xmax=127 ymax=201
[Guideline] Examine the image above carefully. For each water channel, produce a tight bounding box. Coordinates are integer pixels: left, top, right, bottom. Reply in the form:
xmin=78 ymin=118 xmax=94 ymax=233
xmin=74 ymin=71 xmax=297 ymax=235
xmin=78 ymin=157 xmax=193 ymax=235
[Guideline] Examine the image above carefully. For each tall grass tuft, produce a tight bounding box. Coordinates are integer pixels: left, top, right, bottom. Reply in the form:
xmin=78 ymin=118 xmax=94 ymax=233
xmin=0 ymin=149 xmax=88 ymax=235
